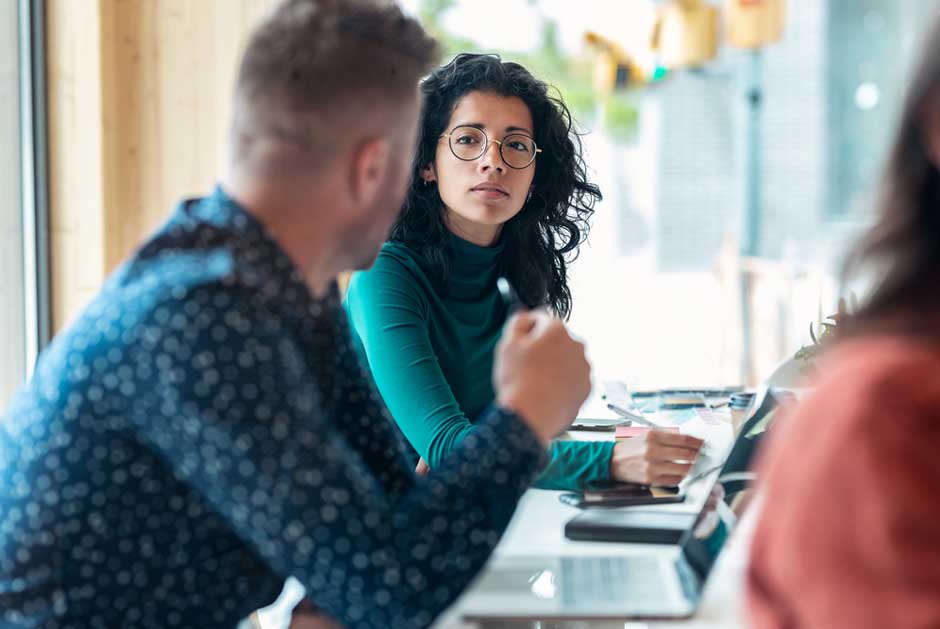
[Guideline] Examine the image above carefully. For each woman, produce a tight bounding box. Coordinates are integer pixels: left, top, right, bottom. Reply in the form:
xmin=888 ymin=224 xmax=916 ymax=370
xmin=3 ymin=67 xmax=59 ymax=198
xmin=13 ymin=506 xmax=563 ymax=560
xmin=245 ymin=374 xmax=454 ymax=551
xmin=345 ymin=54 xmax=702 ymax=490
xmin=748 ymin=15 xmax=940 ymax=628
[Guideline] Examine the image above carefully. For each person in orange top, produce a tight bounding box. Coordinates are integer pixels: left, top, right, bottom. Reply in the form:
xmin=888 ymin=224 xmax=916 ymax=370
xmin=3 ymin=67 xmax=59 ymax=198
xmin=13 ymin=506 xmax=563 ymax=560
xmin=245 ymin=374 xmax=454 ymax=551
xmin=747 ymin=13 xmax=940 ymax=629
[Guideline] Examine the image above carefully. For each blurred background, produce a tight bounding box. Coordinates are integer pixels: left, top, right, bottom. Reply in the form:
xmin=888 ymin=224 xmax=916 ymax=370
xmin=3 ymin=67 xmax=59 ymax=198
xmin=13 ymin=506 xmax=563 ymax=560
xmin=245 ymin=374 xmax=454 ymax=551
xmin=401 ymin=0 xmax=937 ymax=388
xmin=2 ymin=0 xmax=938 ymax=408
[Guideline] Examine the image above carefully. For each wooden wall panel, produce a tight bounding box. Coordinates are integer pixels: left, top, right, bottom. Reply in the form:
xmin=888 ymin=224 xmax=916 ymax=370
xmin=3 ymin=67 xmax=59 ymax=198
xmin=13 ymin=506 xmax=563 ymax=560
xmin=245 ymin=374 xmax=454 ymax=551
xmin=47 ymin=0 xmax=276 ymax=331
xmin=106 ymin=0 xmax=276 ymax=269
xmin=47 ymin=0 xmax=109 ymax=328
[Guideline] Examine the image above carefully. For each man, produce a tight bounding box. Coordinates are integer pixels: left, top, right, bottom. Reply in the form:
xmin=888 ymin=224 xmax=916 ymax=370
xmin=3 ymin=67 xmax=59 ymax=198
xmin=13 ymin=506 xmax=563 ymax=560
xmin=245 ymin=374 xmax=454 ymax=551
xmin=0 ymin=1 xmax=592 ymax=628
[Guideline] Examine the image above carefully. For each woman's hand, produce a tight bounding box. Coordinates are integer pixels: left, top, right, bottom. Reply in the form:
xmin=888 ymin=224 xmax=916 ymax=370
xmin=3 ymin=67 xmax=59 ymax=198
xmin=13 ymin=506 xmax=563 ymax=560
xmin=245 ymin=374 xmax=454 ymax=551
xmin=609 ymin=431 xmax=704 ymax=486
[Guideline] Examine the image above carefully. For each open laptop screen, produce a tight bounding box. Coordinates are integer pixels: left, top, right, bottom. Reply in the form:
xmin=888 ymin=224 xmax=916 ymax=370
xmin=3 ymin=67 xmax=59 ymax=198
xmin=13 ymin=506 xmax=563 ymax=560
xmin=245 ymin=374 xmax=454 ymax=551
xmin=676 ymin=476 xmax=730 ymax=585
xmin=721 ymin=388 xmax=788 ymax=498
xmin=678 ymin=389 xmax=789 ymax=584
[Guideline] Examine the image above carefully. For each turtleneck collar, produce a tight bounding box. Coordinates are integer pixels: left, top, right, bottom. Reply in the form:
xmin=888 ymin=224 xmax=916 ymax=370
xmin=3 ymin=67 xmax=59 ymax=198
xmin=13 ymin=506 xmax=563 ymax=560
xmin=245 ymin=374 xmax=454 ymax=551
xmin=440 ymin=229 xmax=506 ymax=301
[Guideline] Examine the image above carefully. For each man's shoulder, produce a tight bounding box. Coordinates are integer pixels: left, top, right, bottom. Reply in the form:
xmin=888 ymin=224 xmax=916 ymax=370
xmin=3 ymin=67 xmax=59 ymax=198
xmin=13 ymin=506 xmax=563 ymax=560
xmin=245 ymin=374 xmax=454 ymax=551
xmin=60 ymin=199 xmax=289 ymax=356
xmin=101 ymin=248 xmax=245 ymax=334
xmin=111 ymin=194 xmax=296 ymax=319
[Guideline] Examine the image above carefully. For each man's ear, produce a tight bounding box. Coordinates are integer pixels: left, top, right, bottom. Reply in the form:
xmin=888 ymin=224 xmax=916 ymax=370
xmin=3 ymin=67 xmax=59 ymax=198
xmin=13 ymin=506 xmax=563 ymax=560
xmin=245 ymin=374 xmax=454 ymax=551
xmin=351 ymin=137 xmax=391 ymax=206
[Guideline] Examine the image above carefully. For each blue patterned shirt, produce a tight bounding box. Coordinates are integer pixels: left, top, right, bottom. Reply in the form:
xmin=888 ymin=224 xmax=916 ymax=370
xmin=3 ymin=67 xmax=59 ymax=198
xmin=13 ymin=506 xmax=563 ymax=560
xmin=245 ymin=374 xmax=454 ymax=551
xmin=0 ymin=187 xmax=546 ymax=628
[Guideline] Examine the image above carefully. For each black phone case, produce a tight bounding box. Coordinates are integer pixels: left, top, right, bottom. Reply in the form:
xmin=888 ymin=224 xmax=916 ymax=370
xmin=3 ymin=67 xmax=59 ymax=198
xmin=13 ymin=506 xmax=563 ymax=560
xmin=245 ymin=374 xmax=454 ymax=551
xmin=564 ymin=509 xmax=696 ymax=544
xmin=560 ymin=492 xmax=683 ymax=509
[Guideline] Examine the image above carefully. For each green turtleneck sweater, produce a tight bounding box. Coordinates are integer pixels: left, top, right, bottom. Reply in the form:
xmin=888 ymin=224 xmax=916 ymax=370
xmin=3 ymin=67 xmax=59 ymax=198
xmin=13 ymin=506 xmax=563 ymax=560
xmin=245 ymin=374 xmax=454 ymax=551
xmin=344 ymin=234 xmax=614 ymax=491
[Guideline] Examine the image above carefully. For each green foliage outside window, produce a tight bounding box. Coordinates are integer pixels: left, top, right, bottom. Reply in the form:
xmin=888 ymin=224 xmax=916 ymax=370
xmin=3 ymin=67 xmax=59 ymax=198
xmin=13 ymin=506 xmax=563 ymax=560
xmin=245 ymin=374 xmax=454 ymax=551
xmin=418 ymin=0 xmax=640 ymax=141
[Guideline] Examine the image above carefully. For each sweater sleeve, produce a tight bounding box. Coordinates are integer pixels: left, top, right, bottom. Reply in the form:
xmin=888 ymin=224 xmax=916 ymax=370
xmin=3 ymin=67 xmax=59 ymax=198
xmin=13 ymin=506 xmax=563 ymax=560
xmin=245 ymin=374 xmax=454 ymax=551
xmin=345 ymin=257 xmax=474 ymax=470
xmin=345 ymin=255 xmax=614 ymax=491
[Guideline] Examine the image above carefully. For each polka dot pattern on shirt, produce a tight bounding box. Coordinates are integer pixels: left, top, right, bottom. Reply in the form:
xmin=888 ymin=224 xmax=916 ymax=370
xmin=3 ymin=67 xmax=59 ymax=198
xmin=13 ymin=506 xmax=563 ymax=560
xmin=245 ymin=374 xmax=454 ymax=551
xmin=0 ymin=186 xmax=546 ymax=629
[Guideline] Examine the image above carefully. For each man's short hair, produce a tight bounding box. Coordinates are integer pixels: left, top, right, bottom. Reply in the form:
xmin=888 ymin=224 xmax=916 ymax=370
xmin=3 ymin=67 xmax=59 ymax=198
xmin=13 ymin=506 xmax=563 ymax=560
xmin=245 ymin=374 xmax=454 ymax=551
xmin=231 ymin=0 xmax=439 ymax=172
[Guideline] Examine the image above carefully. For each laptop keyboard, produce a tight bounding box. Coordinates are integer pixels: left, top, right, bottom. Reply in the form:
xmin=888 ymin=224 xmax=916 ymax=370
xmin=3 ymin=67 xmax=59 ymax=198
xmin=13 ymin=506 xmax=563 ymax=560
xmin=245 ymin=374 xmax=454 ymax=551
xmin=560 ymin=555 xmax=670 ymax=607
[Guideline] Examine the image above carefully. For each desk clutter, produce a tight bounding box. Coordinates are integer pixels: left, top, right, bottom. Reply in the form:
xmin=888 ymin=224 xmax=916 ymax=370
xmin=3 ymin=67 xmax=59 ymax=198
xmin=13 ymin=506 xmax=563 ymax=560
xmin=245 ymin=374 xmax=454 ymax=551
xmin=605 ymin=381 xmax=745 ymax=410
xmin=595 ymin=381 xmax=753 ymax=430
xmin=615 ymin=425 xmax=680 ymax=439
xmin=561 ymin=387 xmax=791 ymax=554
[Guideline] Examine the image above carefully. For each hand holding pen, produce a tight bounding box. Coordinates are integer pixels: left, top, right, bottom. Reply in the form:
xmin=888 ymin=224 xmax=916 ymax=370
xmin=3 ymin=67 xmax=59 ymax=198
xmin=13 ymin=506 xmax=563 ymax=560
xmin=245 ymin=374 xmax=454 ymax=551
xmin=493 ymin=276 xmax=592 ymax=444
xmin=497 ymin=277 xmax=524 ymax=314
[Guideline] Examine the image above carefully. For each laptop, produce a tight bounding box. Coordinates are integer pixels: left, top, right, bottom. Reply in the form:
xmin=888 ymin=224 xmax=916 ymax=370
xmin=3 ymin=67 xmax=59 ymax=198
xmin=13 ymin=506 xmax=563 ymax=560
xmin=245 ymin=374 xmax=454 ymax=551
xmin=459 ymin=388 xmax=785 ymax=622
xmin=460 ymin=471 xmax=727 ymax=621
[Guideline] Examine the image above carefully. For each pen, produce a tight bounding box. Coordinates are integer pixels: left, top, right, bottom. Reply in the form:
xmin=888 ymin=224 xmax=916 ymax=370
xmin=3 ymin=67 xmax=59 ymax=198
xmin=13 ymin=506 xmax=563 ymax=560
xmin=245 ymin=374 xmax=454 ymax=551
xmin=606 ymin=403 xmax=669 ymax=430
xmin=496 ymin=277 xmax=524 ymax=314
xmin=684 ymin=463 xmax=724 ymax=487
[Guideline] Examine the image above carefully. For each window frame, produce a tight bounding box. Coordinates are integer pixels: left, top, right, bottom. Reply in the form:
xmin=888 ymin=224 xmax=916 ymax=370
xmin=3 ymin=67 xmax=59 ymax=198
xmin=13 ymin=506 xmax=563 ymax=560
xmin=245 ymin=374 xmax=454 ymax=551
xmin=18 ymin=0 xmax=51 ymax=377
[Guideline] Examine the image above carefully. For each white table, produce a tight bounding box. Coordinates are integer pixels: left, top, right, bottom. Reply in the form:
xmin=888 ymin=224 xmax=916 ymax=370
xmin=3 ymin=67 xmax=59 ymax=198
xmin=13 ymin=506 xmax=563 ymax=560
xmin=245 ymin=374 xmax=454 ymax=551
xmin=432 ymin=413 xmax=757 ymax=629
xmin=431 ymin=489 xmax=759 ymax=629
xmin=257 ymin=410 xmax=758 ymax=629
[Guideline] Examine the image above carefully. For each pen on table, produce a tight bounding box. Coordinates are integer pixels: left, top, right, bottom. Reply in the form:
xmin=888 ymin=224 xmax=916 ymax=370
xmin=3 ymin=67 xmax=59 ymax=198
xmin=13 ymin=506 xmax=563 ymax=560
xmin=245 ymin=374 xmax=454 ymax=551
xmin=606 ymin=402 xmax=669 ymax=430
xmin=497 ymin=277 xmax=525 ymax=314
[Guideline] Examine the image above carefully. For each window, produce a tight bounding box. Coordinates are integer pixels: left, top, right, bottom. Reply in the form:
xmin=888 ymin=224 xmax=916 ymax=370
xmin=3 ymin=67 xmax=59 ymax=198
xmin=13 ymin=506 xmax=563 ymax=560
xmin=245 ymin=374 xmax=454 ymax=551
xmin=1 ymin=1 xmax=48 ymax=408
xmin=408 ymin=0 xmax=936 ymax=386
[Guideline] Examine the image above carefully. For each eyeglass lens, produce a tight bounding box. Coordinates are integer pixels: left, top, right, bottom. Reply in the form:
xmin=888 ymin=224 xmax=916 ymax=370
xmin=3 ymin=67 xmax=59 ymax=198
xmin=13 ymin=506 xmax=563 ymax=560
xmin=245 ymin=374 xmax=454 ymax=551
xmin=448 ymin=126 xmax=537 ymax=169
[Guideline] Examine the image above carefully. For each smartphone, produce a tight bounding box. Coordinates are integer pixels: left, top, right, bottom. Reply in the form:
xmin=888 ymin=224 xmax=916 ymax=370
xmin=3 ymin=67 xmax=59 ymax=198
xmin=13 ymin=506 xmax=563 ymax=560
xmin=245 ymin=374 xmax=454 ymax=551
xmin=571 ymin=417 xmax=630 ymax=431
xmin=559 ymin=492 xmax=685 ymax=509
xmin=581 ymin=479 xmax=650 ymax=497
xmin=572 ymin=480 xmax=684 ymax=508
xmin=581 ymin=480 xmax=680 ymax=494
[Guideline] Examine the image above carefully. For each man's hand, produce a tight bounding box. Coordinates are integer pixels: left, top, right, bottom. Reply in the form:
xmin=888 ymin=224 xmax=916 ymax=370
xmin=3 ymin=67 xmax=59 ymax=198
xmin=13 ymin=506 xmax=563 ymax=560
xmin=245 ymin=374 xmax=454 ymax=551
xmin=415 ymin=457 xmax=429 ymax=475
xmin=287 ymin=599 xmax=342 ymax=629
xmin=609 ymin=431 xmax=704 ymax=486
xmin=288 ymin=614 xmax=342 ymax=629
xmin=494 ymin=311 xmax=592 ymax=445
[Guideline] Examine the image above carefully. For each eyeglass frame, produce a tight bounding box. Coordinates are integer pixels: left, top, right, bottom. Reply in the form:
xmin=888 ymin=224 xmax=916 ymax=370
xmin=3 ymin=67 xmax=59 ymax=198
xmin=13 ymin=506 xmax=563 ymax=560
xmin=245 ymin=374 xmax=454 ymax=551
xmin=440 ymin=125 xmax=543 ymax=170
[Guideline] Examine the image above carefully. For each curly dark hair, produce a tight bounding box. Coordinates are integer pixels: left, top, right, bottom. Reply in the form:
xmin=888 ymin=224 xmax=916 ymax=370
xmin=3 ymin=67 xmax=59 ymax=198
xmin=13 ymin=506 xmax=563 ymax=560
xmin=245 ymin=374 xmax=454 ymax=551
xmin=389 ymin=53 xmax=602 ymax=318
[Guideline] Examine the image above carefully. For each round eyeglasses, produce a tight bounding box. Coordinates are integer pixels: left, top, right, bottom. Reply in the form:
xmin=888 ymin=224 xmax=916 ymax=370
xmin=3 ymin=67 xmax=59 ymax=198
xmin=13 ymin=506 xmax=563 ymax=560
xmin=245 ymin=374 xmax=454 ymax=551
xmin=441 ymin=125 xmax=542 ymax=170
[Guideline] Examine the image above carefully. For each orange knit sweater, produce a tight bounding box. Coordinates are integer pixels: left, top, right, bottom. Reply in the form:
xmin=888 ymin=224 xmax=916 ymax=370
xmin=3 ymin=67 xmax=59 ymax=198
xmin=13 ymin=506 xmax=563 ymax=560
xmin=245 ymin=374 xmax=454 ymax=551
xmin=748 ymin=337 xmax=940 ymax=629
